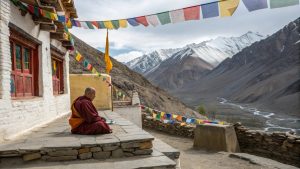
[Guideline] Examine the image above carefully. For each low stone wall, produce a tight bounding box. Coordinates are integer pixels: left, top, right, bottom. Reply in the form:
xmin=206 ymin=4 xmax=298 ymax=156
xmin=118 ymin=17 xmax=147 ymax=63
xmin=234 ymin=123 xmax=300 ymax=167
xmin=142 ymin=112 xmax=300 ymax=167
xmin=142 ymin=113 xmax=194 ymax=138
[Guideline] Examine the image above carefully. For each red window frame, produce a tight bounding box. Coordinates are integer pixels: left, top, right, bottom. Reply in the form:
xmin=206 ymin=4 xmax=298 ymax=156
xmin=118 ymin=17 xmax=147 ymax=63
xmin=51 ymin=52 xmax=64 ymax=95
xmin=10 ymin=30 xmax=39 ymax=98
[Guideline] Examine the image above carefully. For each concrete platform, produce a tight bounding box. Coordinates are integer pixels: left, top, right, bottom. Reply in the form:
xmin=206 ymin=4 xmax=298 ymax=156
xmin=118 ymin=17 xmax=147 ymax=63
xmin=0 ymin=111 xmax=154 ymax=162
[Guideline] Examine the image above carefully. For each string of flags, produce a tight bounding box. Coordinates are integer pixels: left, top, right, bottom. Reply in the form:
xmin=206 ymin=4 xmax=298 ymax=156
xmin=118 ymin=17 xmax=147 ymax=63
xmin=70 ymin=0 xmax=299 ymax=30
xmin=141 ymin=105 xmax=226 ymax=126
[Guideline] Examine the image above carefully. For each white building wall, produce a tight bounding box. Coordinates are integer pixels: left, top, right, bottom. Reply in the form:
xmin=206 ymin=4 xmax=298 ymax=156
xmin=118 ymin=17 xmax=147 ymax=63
xmin=0 ymin=0 xmax=71 ymax=142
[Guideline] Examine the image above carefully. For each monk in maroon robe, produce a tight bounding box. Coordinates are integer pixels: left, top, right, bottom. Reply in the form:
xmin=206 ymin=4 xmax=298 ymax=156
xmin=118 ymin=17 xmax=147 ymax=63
xmin=69 ymin=87 xmax=111 ymax=135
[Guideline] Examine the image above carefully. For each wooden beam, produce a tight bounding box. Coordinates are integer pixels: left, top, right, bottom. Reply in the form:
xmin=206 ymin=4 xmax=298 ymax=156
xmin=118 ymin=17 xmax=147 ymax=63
xmin=40 ymin=0 xmax=58 ymax=4
xmin=40 ymin=23 xmax=57 ymax=32
xmin=62 ymin=41 xmax=73 ymax=47
xmin=50 ymin=32 xmax=65 ymax=40
xmin=32 ymin=16 xmax=53 ymax=24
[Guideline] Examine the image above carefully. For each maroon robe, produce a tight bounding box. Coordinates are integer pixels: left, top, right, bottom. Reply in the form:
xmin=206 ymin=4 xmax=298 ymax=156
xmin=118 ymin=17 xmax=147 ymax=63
xmin=70 ymin=96 xmax=111 ymax=135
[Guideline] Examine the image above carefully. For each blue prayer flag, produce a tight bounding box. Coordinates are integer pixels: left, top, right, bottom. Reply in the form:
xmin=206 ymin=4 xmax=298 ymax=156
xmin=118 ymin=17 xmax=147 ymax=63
xmin=186 ymin=118 xmax=192 ymax=123
xmin=201 ymin=2 xmax=219 ymax=19
xmin=191 ymin=118 xmax=196 ymax=124
xmin=166 ymin=113 xmax=172 ymax=119
xmin=58 ymin=15 xmax=66 ymax=23
xmin=242 ymin=0 xmax=268 ymax=11
xmin=127 ymin=18 xmax=140 ymax=26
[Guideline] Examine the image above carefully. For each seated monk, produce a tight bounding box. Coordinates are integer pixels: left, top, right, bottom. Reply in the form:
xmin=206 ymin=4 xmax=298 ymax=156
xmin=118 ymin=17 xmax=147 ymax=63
xmin=69 ymin=87 xmax=112 ymax=135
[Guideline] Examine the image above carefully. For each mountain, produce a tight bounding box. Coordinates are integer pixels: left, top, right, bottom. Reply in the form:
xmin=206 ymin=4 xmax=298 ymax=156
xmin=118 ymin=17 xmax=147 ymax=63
xmin=69 ymin=35 xmax=200 ymax=118
xmin=127 ymin=31 xmax=264 ymax=76
xmin=126 ymin=48 xmax=181 ymax=74
xmin=145 ymin=48 xmax=214 ymax=90
xmin=173 ymin=18 xmax=300 ymax=116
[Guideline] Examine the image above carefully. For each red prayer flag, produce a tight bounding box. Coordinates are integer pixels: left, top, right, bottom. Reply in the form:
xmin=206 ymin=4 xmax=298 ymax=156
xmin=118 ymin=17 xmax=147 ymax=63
xmin=91 ymin=21 xmax=99 ymax=29
xmin=183 ymin=6 xmax=200 ymax=20
xmin=136 ymin=16 xmax=149 ymax=27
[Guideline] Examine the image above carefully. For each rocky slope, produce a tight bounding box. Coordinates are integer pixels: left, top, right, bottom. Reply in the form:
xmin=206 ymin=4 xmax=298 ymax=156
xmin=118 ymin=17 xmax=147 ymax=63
xmin=174 ymin=18 xmax=300 ymax=116
xmin=69 ymin=35 xmax=198 ymax=117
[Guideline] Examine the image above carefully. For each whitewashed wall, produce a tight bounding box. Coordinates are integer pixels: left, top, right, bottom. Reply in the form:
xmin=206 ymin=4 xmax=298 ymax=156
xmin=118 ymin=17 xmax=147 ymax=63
xmin=0 ymin=0 xmax=71 ymax=142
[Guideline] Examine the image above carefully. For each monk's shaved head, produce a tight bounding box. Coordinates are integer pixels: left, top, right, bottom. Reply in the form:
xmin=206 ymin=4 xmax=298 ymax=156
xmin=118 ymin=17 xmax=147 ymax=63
xmin=84 ymin=87 xmax=96 ymax=100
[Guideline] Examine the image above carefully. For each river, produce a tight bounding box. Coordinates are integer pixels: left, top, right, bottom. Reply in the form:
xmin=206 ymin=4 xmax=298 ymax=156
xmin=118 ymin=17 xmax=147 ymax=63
xmin=216 ymin=98 xmax=300 ymax=135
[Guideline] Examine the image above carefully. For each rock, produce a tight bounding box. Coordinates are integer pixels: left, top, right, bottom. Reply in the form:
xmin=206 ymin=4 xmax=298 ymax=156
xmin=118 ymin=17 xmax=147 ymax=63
xmin=133 ymin=149 xmax=153 ymax=155
xmin=79 ymin=152 xmax=92 ymax=160
xmin=42 ymin=155 xmax=77 ymax=161
xmin=78 ymin=148 xmax=90 ymax=154
xmin=124 ymin=152 xmax=134 ymax=157
xmin=111 ymin=149 xmax=124 ymax=158
xmin=287 ymin=137 xmax=296 ymax=143
xmin=121 ymin=142 xmax=140 ymax=149
xmin=48 ymin=149 xmax=78 ymax=157
xmin=123 ymin=148 xmax=134 ymax=152
xmin=139 ymin=141 xmax=153 ymax=149
xmin=90 ymin=147 xmax=102 ymax=152
xmin=102 ymin=145 xmax=119 ymax=151
xmin=22 ymin=153 xmax=41 ymax=161
xmin=93 ymin=151 xmax=111 ymax=159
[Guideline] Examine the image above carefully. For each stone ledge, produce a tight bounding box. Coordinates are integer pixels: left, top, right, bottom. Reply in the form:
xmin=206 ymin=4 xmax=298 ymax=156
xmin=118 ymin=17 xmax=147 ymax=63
xmin=0 ymin=111 xmax=154 ymax=162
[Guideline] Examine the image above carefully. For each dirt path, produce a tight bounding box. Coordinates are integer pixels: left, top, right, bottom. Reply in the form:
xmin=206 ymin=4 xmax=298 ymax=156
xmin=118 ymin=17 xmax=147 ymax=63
xmin=146 ymin=129 xmax=265 ymax=169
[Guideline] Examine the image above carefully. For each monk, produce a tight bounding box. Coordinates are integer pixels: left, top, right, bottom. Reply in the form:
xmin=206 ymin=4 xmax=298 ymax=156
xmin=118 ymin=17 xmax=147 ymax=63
xmin=69 ymin=87 xmax=112 ymax=135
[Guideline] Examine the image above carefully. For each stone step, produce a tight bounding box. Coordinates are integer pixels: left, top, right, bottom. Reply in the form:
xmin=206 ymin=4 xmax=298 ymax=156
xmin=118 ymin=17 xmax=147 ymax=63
xmin=0 ymin=153 xmax=176 ymax=169
xmin=0 ymin=111 xmax=154 ymax=162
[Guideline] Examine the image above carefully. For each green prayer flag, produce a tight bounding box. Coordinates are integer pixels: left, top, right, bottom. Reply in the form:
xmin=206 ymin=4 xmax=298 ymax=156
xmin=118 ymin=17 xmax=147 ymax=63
xmin=97 ymin=21 xmax=106 ymax=29
xmin=156 ymin=113 xmax=161 ymax=120
xmin=111 ymin=20 xmax=120 ymax=29
xmin=86 ymin=22 xmax=94 ymax=29
xmin=45 ymin=11 xmax=51 ymax=19
xmin=270 ymin=0 xmax=299 ymax=8
xmin=157 ymin=12 xmax=171 ymax=25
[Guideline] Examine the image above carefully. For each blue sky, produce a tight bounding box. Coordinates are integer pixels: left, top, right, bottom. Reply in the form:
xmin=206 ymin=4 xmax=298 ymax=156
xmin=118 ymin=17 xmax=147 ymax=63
xmin=70 ymin=0 xmax=300 ymax=62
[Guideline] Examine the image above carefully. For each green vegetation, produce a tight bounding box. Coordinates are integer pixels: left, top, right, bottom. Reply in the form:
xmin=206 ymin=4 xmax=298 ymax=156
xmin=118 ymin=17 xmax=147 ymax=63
xmin=197 ymin=105 xmax=206 ymax=116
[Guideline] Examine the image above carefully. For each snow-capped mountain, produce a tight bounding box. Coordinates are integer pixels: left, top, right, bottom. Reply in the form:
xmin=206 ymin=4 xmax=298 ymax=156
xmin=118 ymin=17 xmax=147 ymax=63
xmin=126 ymin=31 xmax=265 ymax=75
xmin=126 ymin=48 xmax=181 ymax=74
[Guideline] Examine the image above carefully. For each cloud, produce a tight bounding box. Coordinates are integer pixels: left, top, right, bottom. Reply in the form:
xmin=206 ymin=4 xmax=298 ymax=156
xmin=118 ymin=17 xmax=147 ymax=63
xmin=71 ymin=0 xmax=300 ymax=58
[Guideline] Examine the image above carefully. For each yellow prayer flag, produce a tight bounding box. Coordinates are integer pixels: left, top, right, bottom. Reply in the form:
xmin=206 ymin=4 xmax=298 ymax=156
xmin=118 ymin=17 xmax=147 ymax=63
xmin=152 ymin=113 xmax=157 ymax=119
xmin=91 ymin=67 xmax=97 ymax=74
xmin=104 ymin=21 xmax=114 ymax=29
xmin=75 ymin=52 xmax=82 ymax=61
xmin=119 ymin=19 xmax=128 ymax=28
xmin=161 ymin=112 xmax=165 ymax=118
xmin=104 ymin=29 xmax=113 ymax=74
xmin=66 ymin=18 xmax=72 ymax=28
xmin=219 ymin=0 xmax=240 ymax=17
xmin=172 ymin=114 xmax=178 ymax=119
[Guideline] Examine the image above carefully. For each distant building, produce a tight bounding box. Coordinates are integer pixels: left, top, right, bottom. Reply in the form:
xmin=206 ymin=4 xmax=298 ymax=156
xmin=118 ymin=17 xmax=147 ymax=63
xmin=0 ymin=0 xmax=77 ymax=142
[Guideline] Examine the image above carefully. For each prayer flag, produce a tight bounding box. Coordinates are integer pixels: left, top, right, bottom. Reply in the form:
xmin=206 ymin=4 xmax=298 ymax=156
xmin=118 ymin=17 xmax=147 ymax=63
xmin=75 ymin=52 xmax=83 ymax=62
xmin=182 ymin=116 xmax=187 ymax=122
xmin=166 ymin=113 xmax=172 ymax=119
xmin=242 ymin=0 xmax=268 ymax=11
xmin=91 ymin=67 xmax=97 ymax=74
xmin=66 ymin=18 xmax=72 ymax=28
xmin=183 ymin=6 xmax=200 ymax=20
xmin=119 ymin=19 xmax=128 ymax=28
xmin=219 ymin=0 xmax=240 ymax=17
xmin=191 ymin=118 xmax=196 ymax=124
xmin=170 ymin=9 xmax=185 ymax=23
xmin=146 ymin=15 xmax=160 ymax=27
xmin=136 ymin=16 xmax=149 ymax=26
xmin=176 ymin=115 xmax=182 ymax=122
xmin=157 ymin=12 xmax=171 ymax=25
xmin=270 ymin=0 xmax=299 ymax=8
xmin=111 ymin=20 xmax=120 ymax=29
xmin=156 ymin=113 xmax=161 ymax=120
xmin=172 ymin=114 xmax=178 ymax=119
xmin=186 ymin=118 xmax=192 ymax=123
xmin=97 ymin=21 xmax=106 ymax=29
xmin=87 ymin=64 xmax=92 ymax=70
xmin=201 ymin=2 xmax=219 ymax=18
xmin=104 ymin=30 xmax=113 ymax=74
xmin=104 ymin=21 xmax=115 ymax=29
xmin=91 ymin=21 xmax=99 ymax=29
xmin=86 ymin=21 xmax=95 ymax=29
xmin=127 ymin=18 xmax=140 ymax=26
xmin=83 ymin=60 xmax=89 ymax=68
xmin=80 ymin=21 xmax=89 ymax=29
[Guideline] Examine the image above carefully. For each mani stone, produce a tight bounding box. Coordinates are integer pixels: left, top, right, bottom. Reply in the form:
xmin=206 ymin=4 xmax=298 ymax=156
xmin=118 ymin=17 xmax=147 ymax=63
xmin=90 ymin=147 xmax=102 ymax=152
xmin=124 ymin=152 xmax=134 ymax=157
xmin=194 ymin=124 xmax=240 ymax=152
xmin=111 ymin=149 xmax=124 ymax=158
xmin=79 ymin=152 xmax=92 ymax=160
xmin=78 ymin=148 xmax=90 ymax=154
xmin=48 ymin=149 xmax=78 ymax=156
xmin=23 ymin=153 xmax=41 ymax=161
xmin=93 ymin=151 xmax=111 ymax=159
xmin=121 ymin=142 xmax=140 ymax=149
xmin=139 ymin=141 xmax=153 ymax=149
xmin=133 ymin=149 xmax=153 ymax=155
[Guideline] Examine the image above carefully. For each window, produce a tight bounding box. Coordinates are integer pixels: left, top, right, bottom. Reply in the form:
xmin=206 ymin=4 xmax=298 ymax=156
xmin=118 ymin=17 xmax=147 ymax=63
xmin=51 ymin=55 xmax=64 ymax=95
xmin=10 ymin=29 xmax=39 ymax=98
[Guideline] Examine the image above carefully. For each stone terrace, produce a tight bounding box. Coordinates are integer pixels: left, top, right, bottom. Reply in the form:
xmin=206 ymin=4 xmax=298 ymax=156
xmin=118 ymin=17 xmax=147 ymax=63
xmin=0 ymin=111 xmax=156 ymax=162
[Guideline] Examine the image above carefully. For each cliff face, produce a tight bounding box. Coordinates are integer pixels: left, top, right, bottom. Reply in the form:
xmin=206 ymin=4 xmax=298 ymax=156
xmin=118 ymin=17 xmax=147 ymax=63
xmin=69 ymin=35 xmax=199 ymax=117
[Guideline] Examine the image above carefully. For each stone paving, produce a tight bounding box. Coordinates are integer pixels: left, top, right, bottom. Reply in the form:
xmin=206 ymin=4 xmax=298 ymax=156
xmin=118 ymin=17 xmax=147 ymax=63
xmin=0 ymin=111 xmax=155 ymax=162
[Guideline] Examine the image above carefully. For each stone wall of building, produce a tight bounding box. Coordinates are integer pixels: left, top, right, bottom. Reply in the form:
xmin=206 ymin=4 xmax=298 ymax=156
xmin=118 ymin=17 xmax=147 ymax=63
xmin=234 ymin=123 xmax=300 ymax=167
xmin=0 ymin=0 xmax=71 ymax=142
